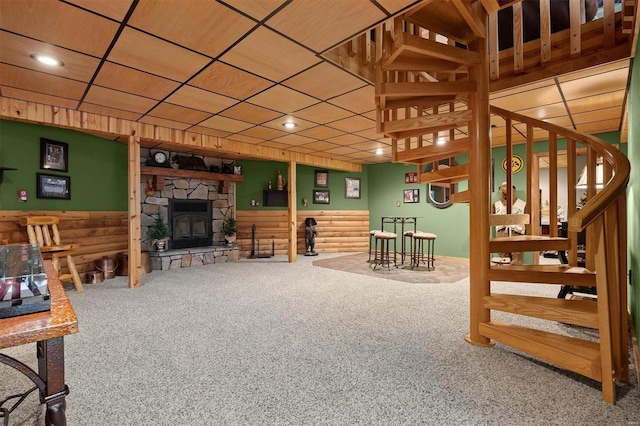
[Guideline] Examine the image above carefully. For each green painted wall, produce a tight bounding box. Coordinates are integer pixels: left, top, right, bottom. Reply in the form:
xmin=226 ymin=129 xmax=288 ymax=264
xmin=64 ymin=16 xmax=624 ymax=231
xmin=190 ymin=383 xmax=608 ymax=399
xmin=0 ymin=119 xmax=128 ymax=211
xmin=628 ymin=42 xmax=640 ymax=348
xmin=236 ymin=160 xmax=368 ymax=211
xmin=367 ymin=162 xmax=470 ymax=258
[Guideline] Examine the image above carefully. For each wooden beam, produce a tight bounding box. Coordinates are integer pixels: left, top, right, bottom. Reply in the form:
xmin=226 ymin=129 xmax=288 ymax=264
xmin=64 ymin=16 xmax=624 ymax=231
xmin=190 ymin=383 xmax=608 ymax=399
xmin=288 ymin=161 xmax=297 ymax=263
xmin=394 ymin=137 xmax=469 ymax=163
xmin=452 ymin=0 xmax=486 ymax=39
xmin=0 ymin=97 xmax=362 ymax=173
xmin=128 ymin=134 xmax=142 ymax=289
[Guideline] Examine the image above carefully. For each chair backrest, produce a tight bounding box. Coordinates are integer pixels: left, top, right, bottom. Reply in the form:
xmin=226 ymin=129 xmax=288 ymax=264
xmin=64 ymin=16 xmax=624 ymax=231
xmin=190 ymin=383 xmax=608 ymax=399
xmin=19 ymin=216 xmax=62 ymax=248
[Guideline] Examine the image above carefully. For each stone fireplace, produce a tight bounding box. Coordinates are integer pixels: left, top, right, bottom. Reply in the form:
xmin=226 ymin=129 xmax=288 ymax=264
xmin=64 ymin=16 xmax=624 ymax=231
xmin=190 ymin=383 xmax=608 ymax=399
xmin=140 ymin=148 xmax=235 ymax=253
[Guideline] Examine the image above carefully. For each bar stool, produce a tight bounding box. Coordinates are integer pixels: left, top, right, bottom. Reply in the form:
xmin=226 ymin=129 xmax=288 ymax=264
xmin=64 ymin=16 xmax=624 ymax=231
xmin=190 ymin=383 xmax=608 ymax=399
xmin=371 ymin=231 xmax=397 ymax=270
xmin=368 ymin=229 xmax=381 ymax=262
xmin=411 ymin=232 xmax=437 ymax=270
xmin=402 ymin=230 xmax=415 ymax=265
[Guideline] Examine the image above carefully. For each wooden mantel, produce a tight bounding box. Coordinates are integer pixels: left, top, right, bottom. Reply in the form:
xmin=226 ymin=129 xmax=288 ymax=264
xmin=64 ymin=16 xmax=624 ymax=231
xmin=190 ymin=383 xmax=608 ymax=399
xmin=141 ymin=165 xmax=244 ymax=193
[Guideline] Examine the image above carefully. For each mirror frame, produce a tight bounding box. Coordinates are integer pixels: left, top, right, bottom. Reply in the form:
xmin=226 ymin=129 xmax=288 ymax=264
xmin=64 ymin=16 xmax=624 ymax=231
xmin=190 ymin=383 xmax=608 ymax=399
xmin=423 ymin=159 xmax=454 ymax=209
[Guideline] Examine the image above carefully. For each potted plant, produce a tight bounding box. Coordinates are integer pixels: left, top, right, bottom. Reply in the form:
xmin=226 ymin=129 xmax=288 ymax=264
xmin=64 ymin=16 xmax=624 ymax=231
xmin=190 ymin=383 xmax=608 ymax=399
xmin=148 ymin=213 xmax=170 ymax=251
xmin=222 ymin=210 xmax=238 ymax=245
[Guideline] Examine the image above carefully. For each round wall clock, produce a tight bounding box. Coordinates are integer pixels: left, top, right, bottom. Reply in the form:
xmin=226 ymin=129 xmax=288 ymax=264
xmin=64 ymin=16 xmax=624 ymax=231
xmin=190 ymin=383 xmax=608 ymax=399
xmin=149 ymin=151 xmax=170 ymax=167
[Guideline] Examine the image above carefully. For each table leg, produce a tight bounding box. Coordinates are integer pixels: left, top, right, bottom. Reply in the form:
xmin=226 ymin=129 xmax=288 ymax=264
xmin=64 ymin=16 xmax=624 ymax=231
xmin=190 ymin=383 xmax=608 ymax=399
xmin=37 ymin=338 xmax=68 ymax=426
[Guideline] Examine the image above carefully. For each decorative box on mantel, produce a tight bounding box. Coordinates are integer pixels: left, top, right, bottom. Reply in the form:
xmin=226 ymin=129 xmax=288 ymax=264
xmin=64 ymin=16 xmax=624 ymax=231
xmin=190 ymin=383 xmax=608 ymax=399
xmin=149 ymin=245 xmax=239 ymax=270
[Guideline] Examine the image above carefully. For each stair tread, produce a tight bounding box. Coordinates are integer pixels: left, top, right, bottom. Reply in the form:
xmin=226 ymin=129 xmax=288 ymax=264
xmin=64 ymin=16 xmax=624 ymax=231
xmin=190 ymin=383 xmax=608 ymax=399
xmin=381 ymin=109 xmax=472 ymax=140
xmin=488 ymin=264 xmax=596 ymax=286
xmin=383 ymin=33 xmax=479 ymax=71
xmin=490 ymin=235 xmax=571 ymax=253
xmin=479 ymin=320 xmax=602 ymax=381
xmin=485 ymin=293 xmax=599 ymax=329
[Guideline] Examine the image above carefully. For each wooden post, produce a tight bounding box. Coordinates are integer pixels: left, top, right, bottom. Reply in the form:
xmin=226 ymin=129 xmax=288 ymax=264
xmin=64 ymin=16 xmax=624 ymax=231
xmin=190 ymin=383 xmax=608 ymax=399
xmin=288 ymin=161 xmax=297 ymax=263
xmin=128 ymin=134 xmax=142 ymax=288
xmin=465 ymin=6 xmax=492 ymax=347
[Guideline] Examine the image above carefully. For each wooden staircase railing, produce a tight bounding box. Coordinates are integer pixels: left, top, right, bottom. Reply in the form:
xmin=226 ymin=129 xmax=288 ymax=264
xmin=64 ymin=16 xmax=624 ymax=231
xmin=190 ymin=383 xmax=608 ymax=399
xmin=371 ymin=0 xmax=632 ymax=404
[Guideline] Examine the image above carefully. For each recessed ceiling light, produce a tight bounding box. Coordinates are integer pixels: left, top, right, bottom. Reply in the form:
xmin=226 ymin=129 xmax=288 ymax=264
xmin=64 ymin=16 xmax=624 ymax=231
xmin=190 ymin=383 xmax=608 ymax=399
xmin=30 ymin=53 xmax=64 ymax=67
xmin=436 ymin=138 xmax=447 ymax=145
xmin=283 ymin=122 xmax=297 ymax=129
xmin=375 ymin=148 xmax=383 ymax=155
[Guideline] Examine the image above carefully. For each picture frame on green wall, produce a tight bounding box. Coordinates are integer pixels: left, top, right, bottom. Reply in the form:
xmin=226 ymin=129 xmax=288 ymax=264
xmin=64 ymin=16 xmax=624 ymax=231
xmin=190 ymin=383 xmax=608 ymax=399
xmin=37 ymin=173 xmax=70 ymax=200
xmin=345 ymin=177 xmax=360 ymax=199
xmin=40 ymin=138 xmax=68 ymax=172
xmin=403 ymin=189 xmax=419 ymax=203
xmin=313 ymin=190 xmax=330 ymax=204
xmin=314 ymin=170 xmax=328 ymax=188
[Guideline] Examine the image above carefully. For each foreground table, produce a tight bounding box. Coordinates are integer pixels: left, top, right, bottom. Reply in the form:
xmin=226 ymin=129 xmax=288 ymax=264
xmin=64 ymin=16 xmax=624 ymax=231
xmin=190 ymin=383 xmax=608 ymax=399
xmin=0 ymin=261 xmax=78 ymax=425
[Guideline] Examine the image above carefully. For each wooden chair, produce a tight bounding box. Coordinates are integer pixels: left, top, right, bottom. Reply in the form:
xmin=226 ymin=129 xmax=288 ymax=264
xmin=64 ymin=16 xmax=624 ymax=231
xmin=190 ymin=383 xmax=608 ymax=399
xmin=19 ymin=216 xmax=84 ymax=291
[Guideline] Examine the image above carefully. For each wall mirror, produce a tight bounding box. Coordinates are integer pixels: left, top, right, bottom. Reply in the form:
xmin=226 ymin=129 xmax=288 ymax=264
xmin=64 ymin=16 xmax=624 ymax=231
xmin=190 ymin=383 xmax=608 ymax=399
xmin=422 ymin=159 xmax=454 ymax=209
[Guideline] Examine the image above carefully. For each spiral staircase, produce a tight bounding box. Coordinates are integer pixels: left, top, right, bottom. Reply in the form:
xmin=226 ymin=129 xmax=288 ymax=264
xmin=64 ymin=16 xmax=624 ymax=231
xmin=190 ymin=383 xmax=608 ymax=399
xmin=370 ymin=0 xmax=633 ymax=403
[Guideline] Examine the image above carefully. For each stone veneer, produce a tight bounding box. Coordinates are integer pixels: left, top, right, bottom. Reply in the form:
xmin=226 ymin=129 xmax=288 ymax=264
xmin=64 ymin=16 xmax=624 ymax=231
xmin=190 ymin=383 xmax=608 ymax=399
xmin=149 ymin=246 xmax=239 ymax=270
xmin=140 ymin=148 xmax=236 ymax=254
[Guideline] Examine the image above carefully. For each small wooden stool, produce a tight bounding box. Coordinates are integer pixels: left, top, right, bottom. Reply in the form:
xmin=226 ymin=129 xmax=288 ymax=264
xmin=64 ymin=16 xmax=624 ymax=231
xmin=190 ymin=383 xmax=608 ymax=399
xmin=411 ymin=232 xmax=437 ymax=270
xmin=371 ymin=231 xmax=397 ymax=270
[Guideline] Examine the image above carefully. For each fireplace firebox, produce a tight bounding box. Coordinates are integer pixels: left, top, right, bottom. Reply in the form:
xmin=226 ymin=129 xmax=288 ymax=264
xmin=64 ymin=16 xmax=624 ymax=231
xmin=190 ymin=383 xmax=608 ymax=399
xmin=169 ymin=200 xmax=213 ymax=249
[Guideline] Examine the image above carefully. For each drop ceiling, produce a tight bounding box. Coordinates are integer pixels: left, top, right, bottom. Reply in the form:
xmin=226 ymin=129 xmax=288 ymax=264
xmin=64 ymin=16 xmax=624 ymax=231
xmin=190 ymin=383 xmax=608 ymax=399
xmin=0 ymin=0 xmax=631 ymax=166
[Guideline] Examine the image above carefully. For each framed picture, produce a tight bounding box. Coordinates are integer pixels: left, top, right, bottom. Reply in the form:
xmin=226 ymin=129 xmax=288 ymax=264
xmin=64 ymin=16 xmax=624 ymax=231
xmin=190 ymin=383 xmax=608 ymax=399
xmin=403 ymin=188 xmax=419 ymax=203
xmin=345 ymin=177 xmax=361 ymax=199
xmin=313 ymin=189 xmax=330 ymax=204
xmin=37 ymin=173 xmax=71 ymax=199
xmin=405 ymin=172 xmax=418 ymax=183
xmin=315 ymin=170 xmax=328 ymax=187
xmin=40 ymin=138 xmax=68 ymax=172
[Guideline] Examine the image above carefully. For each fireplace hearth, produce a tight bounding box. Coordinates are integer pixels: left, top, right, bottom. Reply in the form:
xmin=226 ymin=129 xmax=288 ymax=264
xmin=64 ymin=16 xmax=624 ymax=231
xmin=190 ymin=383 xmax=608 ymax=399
xmin=169 ymin=199 xmax=212 ymax=249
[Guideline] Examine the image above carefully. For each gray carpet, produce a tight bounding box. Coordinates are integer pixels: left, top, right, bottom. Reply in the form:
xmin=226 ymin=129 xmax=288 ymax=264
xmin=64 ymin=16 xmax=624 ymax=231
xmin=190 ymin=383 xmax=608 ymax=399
xmin=1 ymin=252 xmax=639 ymax=425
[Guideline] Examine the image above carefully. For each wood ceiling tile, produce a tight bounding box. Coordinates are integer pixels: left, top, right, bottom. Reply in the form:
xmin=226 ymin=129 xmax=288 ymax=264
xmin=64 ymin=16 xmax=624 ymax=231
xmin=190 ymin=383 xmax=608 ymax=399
xmin=129 ymin=1 xmax=255 ymax=58
xmin=354 ymin=127 xmax=385 ymax=140
xmin=286 ymin=146 xmax=315 ymax=154
xmin=490 ymin=79 xmax=555 ymax=100
xmin=516 ymin=102 xmax=568 ymax=120
xmin=556 ymin=59 xmax=630 ymax=83
xmin=0 ymin=64 xmax=86 ymax=100
xmin=95 ymin=62 xmax=180 ymax=100
xmin=247 ymin=85 xmax=318 ymax=113
xmin=228 ymin=134 xmax=263 ymax=144
xmin=220 ymin=27 xmax=320 ymax=82
xmin=325 ymin=134 xmax=368 ymax=145
xmin=361 ymin=110 xmax=377 ymax=121
xmin=262 ymin=116 xmax=317 ymax=132
xmin=283 ymin=62 xmax=367 ymax=100
xmin=294 ymin=102 xmax=353 ymax=124
xmin=107 ymin=27 xmax=210 ymax=81
xmin=576 ymin=119 xmax=621 ymax=134
xmin=267 ymin=0 xmax=385 ymax=52
xmin=0 ymin=0 xmax=119 ymax=56
xmin=79 ymin=103 xmax=141 ymax=121
xmin=0 ymin=32 xmax=100 ymax=82
xmin=572 ymin=106 xmax=622 ymax=125
xmin=299 ymin=141 xmax=340 ymax=151
xmin=1 ymin=87 xmax=78 ymax=110
xmin=138 ymin=115 xmax=192 ymax=131
xmin=259 ymin=140 xmax=291 ymax=149
xmin=327 ymin=115 xmax=375 ymax=133
xmin=322 ymin=146 xmax=360 ymax=155
xmin=83 ymin=85 xmax=157 ymax=113
xmin=198 ymin=115 xmax=254 ymax=133
xmin=271 ymin=134 xmax=316 ymax=146
xmin=327 ymin=86 xmax=375 ymax=114
xmin=566 ymin=90 xmax=625 ymax=115
xmin=350 ymin=140 xmax=390 ymax=151
xmin=237 ymin=126 xmax=287 ymax=140
xmin=220 ymin=103 xmax=282 ymax=124
xmin=190 ymin=62 xmax=273 ymax=101
xmin=148 ymin=102 xmax=212 ymax=124
xmin=376 ymin=0 xmax=421 ymax=14
xmin=559 ymin=68 xmax=628 ymax=101
xmin=189 ymin=125 xmax=232 ymax=138
xmin=296 ymin=126 xmax=346 ymax=140
xmin=489 ymin=85 xmax=563 ymax=112
xmin=165 ymin=86 xmax=237 ymax=114
xmin=231 ymin=1 xmax=287 ymax=20
xmin=65 ymin=0 xmax=133 ymax=21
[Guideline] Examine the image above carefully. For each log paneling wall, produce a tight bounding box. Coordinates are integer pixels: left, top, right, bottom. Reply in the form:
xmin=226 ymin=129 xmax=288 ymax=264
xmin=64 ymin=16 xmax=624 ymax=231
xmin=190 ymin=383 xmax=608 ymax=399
xmin=236 ymin=210 xmax=369 ymax=257
xmin=0 ymin=210 xmax=128 ymax=274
